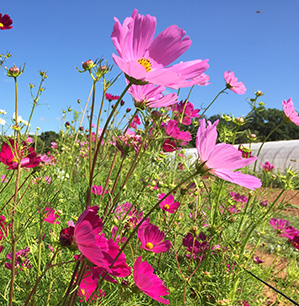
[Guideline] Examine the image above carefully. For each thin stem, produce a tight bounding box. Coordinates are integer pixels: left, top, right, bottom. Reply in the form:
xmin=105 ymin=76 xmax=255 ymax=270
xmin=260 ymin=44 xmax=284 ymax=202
xmin=201 ymin=88 xmax=227 ymax=117
xmin=74 ymin=84 xmax=93 ymax=144
xmin=253 ymin=121 xmax=284 ymax=172
xmin=24 ymin=249 xmax=59 ymax=306
xmin=86 ymin=82 xmax=132 ymax=207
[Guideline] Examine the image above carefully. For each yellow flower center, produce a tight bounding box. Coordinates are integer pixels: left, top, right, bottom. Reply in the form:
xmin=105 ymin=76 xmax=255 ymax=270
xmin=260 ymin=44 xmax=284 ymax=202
xmin=163 ymin=204 xmax=170 ymax=210
xmin=12 ymin=157 xmax=19 ymax=164
xmin=80 ymin=289 xmax=86 ymax=296
xmin=0 ymin=23 xmax=4 ymax=27
xmin=145 ymin=242 xmax=154 ymax=249
xmin=137 ymin=58 xmax=152 ymax=72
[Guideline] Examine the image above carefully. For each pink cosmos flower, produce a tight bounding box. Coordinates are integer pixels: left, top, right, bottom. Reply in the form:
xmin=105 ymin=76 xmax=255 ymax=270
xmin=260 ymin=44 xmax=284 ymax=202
xmin=158 ymin=193 xmax=180 ymax=213
xmin=261 ymin=161 xmax=274 ymax=172
xmin=128 ymin=83 xmax=178 ymax=108
xmin=0 ymin=14 xmax=13 ymax=30
xmin=111 ymin=9 xmax=209 ymax=88
xmin=60 ymin=207 xmax=131 ymax=278
xmin=5 ymin=246 xmax=32 ymax=272
xmin=78 ymin=271 xmax=105 ymax=303
xmin=0 ymin=138 xmax=41 ymax=169
xmin=162 ymin=119 xmax=192 ymax=142
xmin=269 ymin=218 xmax=299 ymax=239
xmin=162 ymin=139 xmax=177 ymax=152
xmin=224 ymin=70 xmax=246 ymax=94
xmin=196 ymin=119 xmax=261 ymax=190
xmin=91 ymin=185 xmax=108 ymax=196
xmin=133 ymin=256 xmax=170 ymax=304
xmin=51 ymin=142 xmax=57 ymax=149
xmin=0 ymin=215 xmax=7 ymax=241
xmin=129 ymin=115 xmax=141 ymax=129
xmin=26 ymin=137 xmax=33 ymax=144
xmin=105 ymin=93 xmax=120 ymax=101
xmin=44 ymin=207 xmax=60 ymax=224
xmin=137 ymin=223 xmax=171 ymax=253
xmin=253 ymin=256 xmax=263 ymax=264
xmin=114 ymin=202 xmax=150 ymax=230
xmin=230 ymin=191 xmax=248 ymax=203
xmin=59 ymin=206 xmax=111 ymax=270
xmin=183 ymin=232 xmax=209 ymax=255
xmin=282 ymin=98 xmax=299 ymax=125
xmin=173 ymin=100 xmax=200 ymax=125
xmin=292 ymin=235 xmax=299 ymax=250
xmin=115 ymin=129 xmax=146 ymax=157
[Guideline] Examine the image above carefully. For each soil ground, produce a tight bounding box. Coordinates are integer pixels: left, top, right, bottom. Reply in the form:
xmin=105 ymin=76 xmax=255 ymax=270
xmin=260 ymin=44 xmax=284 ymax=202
xmin=252 ymin=188 xmax=299 ymax=305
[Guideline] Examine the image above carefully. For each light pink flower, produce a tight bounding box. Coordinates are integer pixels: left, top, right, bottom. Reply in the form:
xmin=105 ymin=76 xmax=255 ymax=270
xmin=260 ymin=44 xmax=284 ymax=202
xmin=269 ymin=218 xmax=299 ymax=239
xmin=138 ymin=223 xmax=171 ymax=253
xmin=224 ymin=70 xmax=246 ymax=94
xmin=158 ymin=193 xmax=180 ymax=213
xmin=128 ymin=83 xmax=178 ymax=108
xmin=261 ymin=161 xmax=274 ymax=172
xmin=282 ymin=98 xmax=299 ymax=125
xmin=133 ymin=256 xmax=170 ymax=304
xmin=196 ymin=119 xmax=261 ymax=190
xmin=111 ymin=9 xmax=209 ymax=88
xmin=51 ymin=142 xmax=57 ymax=149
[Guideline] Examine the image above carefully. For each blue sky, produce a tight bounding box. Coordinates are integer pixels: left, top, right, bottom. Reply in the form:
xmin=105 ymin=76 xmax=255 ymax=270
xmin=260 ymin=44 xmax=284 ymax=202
xmin=1 ymin=0 xmax=299 ymax=133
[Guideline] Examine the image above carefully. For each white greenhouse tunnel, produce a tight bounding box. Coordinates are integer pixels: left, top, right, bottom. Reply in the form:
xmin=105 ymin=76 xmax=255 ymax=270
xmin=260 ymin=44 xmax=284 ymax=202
xmin=182 ymin=139 xmax=299 ymax=173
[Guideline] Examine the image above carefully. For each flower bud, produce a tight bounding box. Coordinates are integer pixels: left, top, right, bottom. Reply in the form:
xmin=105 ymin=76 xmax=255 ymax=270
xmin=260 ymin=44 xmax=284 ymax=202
xmin=235 ymin=117 xmax=244 ymax=125
xmin=126 ymin=108 xmax=131 ymax=113
xmin=120 ymin=100 xmax=125 ymax=106
xmin=77 ymin=99 xmax=81 ymax=104
xmin=79 ymin=126 xmax=84 ymax=131
xmin=249 ymin=133 xmax=256 ymax=140
xmin=82 ymin=59 xmax=94 ymax=71
xmin=8 ymin=66 xmax=20 ymax=77
xmin=65 ymin=121 xmax=70 ymax=128
xmin=255 ymin=90 xmax=264 ymax=97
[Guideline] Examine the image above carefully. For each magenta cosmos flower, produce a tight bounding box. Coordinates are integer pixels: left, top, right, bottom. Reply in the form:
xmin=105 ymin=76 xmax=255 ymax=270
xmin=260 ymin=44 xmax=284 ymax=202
xmin=0 ymin=138 xmax=41 ymax=169
xmin=0 ymin=14 xmax=13 ymax=30
xmin=78 ymin=271 xmax=105 ymax=303
xmin=282 ymin=98 xmax=299 ymax=126
xmin=269 ymin=218 xmax=299 ymax=239
xmin=261 ymin=161 xmax=274 ymax=172
xmin=60 ymin=206 xmax=111 ymax=271
xmin=137 ymin=223 xmax=171 ymax=253
xmin=224 ymin=70 xmax=246 ymax=94
xmin=133 ymin=256 xmax=170 ymax=304
xmin=111 ymin=9 xmax=209 ymax=88
xmin=128 ymin=83 xmax=178 ymax=109
xmin=158 ymin=193 xmax=180 ymax=213
xmin=44 ymin=207 xmax=60 ymax=224
xmin=196 ymin=119 xmax=261 ymax=190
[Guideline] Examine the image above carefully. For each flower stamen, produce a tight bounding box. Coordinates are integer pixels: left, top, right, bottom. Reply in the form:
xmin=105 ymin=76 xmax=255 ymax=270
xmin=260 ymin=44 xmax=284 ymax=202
xmin=145 ymin=242 xmax=154 ymax=249
xmin=137 ymin=58 xmax=152 ymax=72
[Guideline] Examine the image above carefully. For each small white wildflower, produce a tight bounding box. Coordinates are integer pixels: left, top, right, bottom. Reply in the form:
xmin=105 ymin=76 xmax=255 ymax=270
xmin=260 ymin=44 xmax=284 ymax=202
xmin=0 ymin=118 xmax=6 ymax=125
xmin=0 ymin=109 xmax=7 ymax=115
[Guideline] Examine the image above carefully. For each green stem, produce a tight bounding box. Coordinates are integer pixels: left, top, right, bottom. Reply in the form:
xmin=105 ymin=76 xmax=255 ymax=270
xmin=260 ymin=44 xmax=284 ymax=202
xmin=253 ymin=121 xmax=284 ymax=172
xmin=201 ymin=88 xmax=227 ymax=117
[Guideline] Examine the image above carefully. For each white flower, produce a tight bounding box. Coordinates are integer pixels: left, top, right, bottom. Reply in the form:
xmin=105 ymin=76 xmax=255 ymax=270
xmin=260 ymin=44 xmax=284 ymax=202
xmin=0 ymin=118 xmax=6 ymax=125
xmin=0 ymin=109 xmax=7 ymax=115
